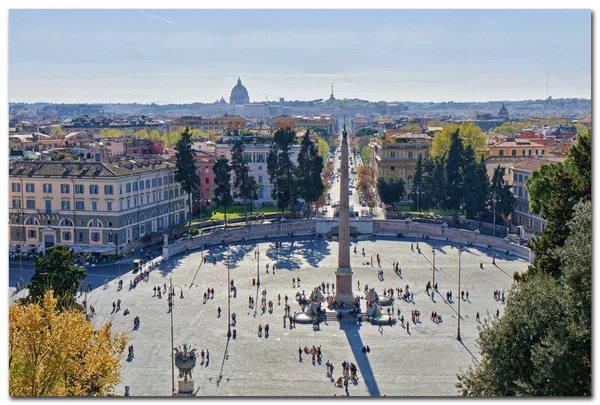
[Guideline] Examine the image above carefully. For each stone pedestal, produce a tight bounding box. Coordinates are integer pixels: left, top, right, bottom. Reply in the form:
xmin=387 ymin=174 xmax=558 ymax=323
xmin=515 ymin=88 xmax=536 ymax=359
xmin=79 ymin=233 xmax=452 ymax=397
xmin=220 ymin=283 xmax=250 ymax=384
xmin=177 ymin=378 xmax=194 ymax=395
xmin=335 ymin=268 xmax=354 ymax=305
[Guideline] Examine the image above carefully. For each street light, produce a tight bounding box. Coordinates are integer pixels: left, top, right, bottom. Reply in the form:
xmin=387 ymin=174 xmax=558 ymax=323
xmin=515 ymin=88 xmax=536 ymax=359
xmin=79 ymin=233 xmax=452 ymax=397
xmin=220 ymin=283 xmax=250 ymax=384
xmin=432 ymin=247 xmax=436 ymax=286
xmin=457 ymin=241 xmax=463 ymax=341
xmin=168 ymin=275 xmax=185 ymax=396
xmin=414 ymin=186 xmax=422 ymax=250
xmin=227 ymin=245 xmax=232 ymax=338
xmin=492 ymin=193 xmax=497 ymax=265
xmin=13 ymin=210 xmax=25 ymax=286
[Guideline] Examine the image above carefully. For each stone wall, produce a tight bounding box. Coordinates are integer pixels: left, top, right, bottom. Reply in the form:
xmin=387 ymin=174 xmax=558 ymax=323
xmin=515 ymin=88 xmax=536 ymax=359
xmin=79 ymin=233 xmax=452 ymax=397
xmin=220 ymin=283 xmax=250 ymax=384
xmin=163 ymin=219 xmax=533 ymax=263
xmin=373 ymin=219 xmax=533 ymax=263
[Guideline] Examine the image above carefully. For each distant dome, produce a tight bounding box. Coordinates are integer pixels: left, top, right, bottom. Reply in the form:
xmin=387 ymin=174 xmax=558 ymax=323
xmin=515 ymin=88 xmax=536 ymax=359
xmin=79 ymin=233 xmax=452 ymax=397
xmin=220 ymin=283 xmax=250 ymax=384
xmin=498 ymin=103 xmax=509 ymax=119
xmin=230 ymin=77 xmax=250 ymax=105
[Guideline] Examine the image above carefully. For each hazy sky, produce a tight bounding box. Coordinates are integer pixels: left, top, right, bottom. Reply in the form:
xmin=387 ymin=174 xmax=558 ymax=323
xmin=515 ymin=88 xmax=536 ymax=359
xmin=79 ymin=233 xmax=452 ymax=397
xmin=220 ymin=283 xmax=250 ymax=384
xmin=9 ymin=9 xmax=591 ymax=104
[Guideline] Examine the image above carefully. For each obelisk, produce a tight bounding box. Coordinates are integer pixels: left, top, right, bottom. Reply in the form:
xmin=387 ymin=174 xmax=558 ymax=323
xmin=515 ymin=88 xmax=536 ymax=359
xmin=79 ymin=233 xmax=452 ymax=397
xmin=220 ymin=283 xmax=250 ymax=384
xmin=335 ymin=122 xmax=354 ymax=305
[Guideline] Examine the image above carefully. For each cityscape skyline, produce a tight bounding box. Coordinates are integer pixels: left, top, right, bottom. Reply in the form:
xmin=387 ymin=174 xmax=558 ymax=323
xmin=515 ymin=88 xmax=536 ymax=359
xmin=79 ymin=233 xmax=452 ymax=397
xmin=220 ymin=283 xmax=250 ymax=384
xmin=9 ymin=9 xmax=591 ymax=104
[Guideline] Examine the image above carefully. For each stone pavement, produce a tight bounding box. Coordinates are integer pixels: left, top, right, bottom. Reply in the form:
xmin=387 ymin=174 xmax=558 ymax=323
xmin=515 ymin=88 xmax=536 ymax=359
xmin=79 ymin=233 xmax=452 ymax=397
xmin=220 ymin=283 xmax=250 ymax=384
xmin=73 ymin=237 xmax=525 ymax=397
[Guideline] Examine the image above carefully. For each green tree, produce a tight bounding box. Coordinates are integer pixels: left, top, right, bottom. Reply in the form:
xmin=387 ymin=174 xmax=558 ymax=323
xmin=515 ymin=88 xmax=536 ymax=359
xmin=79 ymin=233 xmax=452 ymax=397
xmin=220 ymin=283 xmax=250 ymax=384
xmin=410 ymin=154 xmax=424 ymax=212
xmin=297 ymin=131 xmax=324 ymax=217
xmin=149 ymin=129 xmax=162 ymax=142
xmin=431 ymin=156 xmax=447 ymax=212
xmin=174 ymin=127 xmax=200 ymax=224
xmin=462 ymin=155 xmax=489 ymax=221
xmin=212 ymin=158 xmax=233 ymax=226
xmin=26 ymin=245 xmax=87 ymax=309
xmin=356 ymin=127 xmax=378 ymax=137
xmin=525 ymin=130 xmax=590 ymax=279
xmin=51 ymin=126 xmax=64 ymax=137
xmin=489 ymin=165 xmax=515 ymax=228
xmin=408 ymin=123 xmax=422 ymax=133
xmin=456 ymin=200 xmax=591 ymax=396
xmin=430 ymin=122 xmax=487 ymax=161
xmin=134 ymin=129 xmax=149 ymax=139
xmin=100 ymin=128 xmax=122 ymax=139
xmin=230 ymin=140 xmax=249 ymax=194
xmin=491 ymin=122 xmax=526 ymax=136
xmin=267 ymin=128 xmax=298 ymax=216
xmin=317 ymin=137 xmax=330 ymax=160
xmin=445 ymin=129 xmax=464 ymax=219
xmin=377 ymin=176 xmax=405 ymax=210
xmin=361 ymin=145 xmax=371 ymax=165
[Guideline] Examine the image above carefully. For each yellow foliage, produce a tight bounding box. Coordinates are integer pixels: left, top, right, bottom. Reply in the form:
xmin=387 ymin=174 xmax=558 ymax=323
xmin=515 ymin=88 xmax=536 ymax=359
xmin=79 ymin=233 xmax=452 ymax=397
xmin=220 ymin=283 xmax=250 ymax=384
xmin=430 ymin=122 xmax=489 ymax=161
xmin=9 ymin=291 xmax=127 ymax=397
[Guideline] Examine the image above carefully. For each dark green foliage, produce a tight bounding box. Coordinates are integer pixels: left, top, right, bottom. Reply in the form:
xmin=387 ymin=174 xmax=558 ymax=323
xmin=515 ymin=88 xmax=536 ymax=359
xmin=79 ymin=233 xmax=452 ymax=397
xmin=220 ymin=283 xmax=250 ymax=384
xmin=526 ymin=130 xmax=591 ymax=279
xmin=489 ymin=166 xmax=514 ymax=226
xmin=296 ymin=131 xmax=324 ymax=216
xmin=463 ymin=156 xmax=489 ymax=221
xmin=377 ymin=176 xmax=405 ymax=210
xmin=457 ymin=200 xmax=591 ymax=396
xmin=445 ymin=129 xmax=464 ymax=217
xmin=27 ymin=245 xmax=87 ymax=309
xmin=267 ymin=128 xmax=298 ymax=215
xmin=212 ymin=158 xmax=233 ymax=224
xmin=175 ymin=127 xmax=201 ymax=222
xmin=410 ymin=154 xmax=425 ymax=212
xmin=230 ymin=139 xmax=249 ymax=192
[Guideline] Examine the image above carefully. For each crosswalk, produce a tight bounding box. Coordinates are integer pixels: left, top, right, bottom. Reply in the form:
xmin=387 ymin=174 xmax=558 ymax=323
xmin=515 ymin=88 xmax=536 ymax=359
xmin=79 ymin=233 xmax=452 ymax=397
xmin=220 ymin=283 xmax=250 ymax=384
xmin=116 ymin=258 xmax=135 ymax=265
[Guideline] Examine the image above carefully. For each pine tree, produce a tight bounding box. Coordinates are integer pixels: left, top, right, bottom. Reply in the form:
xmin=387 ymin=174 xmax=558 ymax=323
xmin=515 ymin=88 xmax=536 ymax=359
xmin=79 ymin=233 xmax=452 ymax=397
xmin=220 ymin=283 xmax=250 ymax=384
xmin=174 ymin=127 xmax=200 ymax=224
xmin=489 ymin=166 xmax=515 ymax=231
xmin=26 ymin=245 xmax=87 ymax=309
xmin=212 ymin=158 xmax=233 ymax=226
xmin=462 ymin=155 xmax=489 ymax=221
xmin=297 ymin=131 xmax=324 ymax=217
xmin=445 ymin=129 xmax=464 ymax=219
xmin=267 ymin=128 xmax=298 ymax=216
xmin=230 ymin=139 xmax=252 ymax=222
xmin=432 ymin=155 xmax=447 ymax=213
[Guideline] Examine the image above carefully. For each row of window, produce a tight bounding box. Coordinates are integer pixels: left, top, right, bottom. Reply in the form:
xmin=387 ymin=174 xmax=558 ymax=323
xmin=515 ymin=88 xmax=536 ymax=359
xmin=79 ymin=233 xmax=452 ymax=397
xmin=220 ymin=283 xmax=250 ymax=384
xmin=498 ymin=149 xmax=545 ymax=157
xmin=388 ymin=166 xmax=413 ymax=172
xmin=11 ymin=188 xmax=182 ymax=211
xmin=388 ymin=151 xmax=419 ymax=159
xmin=513 ymin=173 xmax=530 ymax=184
xmin=11 ymin=175 xmax=177 ymax=196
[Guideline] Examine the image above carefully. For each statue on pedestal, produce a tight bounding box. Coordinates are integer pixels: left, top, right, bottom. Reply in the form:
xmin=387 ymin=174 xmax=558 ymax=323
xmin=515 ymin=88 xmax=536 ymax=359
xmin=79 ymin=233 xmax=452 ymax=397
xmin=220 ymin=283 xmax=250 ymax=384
xmin=173 ymin=344 xmax=197 ymax=395
xmin=163 ymin=233 xmax=169 ymax=246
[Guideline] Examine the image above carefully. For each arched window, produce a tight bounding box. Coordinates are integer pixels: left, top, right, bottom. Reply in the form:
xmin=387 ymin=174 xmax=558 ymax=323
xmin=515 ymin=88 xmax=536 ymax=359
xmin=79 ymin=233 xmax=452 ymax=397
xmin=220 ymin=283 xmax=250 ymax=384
xmin=87 ymin=219 xmax=103 ymax=228
xmin=126 ymin=217 xmax=133 ymax=226
xmin=139 ymin=214 xmax=146 ymax=222
xmin=59 ymin=218 xmax=74 ymax=227
xmin=163 ymin=207 xmax=169 ymax=215
xmin=25 ymin=217 xmax=39 ymax=226
xmin=151 ymin=210 xmax=157 ymax=218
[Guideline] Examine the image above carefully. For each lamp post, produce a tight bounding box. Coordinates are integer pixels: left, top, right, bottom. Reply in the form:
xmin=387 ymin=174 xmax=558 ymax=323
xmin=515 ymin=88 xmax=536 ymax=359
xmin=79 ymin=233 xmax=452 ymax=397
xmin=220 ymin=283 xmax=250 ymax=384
xmin=432 ymin=247 xmax=436 ymax=286
xmin=168 ymin=275 xmax=184 ymax=396
xmin=492 ymin=194 xmax=497 ymax=265
xmin=414 ymin=186 xmax=422 ymax=250
xmin=457 ymin=241 xmax=462 ymax=341
xmin=14 ymin=210 xmax=25 ymax=286
xmin=227 ymin=245 xmax=232 ymax=338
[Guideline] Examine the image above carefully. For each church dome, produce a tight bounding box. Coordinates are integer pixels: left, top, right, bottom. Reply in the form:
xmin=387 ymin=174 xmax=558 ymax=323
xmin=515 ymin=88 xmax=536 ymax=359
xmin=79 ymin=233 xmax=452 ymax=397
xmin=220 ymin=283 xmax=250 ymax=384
xmin=230 ymin=77 xmax=250 ymax=105
xmin=498 ymin=103 xmax=509 ymax=117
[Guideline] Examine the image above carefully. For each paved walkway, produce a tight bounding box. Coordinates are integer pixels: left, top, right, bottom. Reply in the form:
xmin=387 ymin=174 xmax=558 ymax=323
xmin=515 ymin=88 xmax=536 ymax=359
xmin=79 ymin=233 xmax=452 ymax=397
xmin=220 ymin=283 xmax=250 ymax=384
xmin=65 ymin=237 xmax=524 ymax=397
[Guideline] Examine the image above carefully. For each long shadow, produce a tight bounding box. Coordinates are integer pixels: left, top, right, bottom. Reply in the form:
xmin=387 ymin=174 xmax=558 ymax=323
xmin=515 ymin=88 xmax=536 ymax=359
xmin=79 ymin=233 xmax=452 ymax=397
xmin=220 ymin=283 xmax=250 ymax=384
xmin=227 ymin=243 xmax=256 ymax=269
xmin=337 ymin=316 xmax=381 ymax=397
xmin=492 ymin=264 xmax=514 ymax=280
xmin=434 ymin=290 xmax=463 ymax=320
xmin=216 ymin=337 xmax=231 ymax=388
xmin=459 ymin=339 xmax=481 ymax=366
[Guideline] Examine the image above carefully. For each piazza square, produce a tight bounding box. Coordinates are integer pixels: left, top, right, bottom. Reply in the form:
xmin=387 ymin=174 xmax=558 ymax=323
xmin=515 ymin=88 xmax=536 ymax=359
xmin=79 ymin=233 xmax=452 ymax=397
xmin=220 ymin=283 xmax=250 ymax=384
xmin=81 ymin=236 xmax=527 ymax=397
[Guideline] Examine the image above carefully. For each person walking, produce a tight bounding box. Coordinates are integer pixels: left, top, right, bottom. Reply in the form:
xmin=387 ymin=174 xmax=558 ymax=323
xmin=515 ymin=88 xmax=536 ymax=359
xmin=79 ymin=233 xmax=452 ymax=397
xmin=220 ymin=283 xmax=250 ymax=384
xmin=298 ymin=347 xmax=302 ymax=362
xmin=217 ymin=307 xmax=221 ymax=318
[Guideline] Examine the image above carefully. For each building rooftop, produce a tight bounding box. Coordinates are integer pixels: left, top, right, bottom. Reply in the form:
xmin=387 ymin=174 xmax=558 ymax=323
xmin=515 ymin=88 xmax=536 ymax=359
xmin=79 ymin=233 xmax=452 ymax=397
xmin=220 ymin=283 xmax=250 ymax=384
xmin=9 ymin=157 xmax=176 ymax=178
xmin=492 ymin=140 xmax=546 ymax=148
xmin=511 ymin=157 xmax=566 ymax=173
